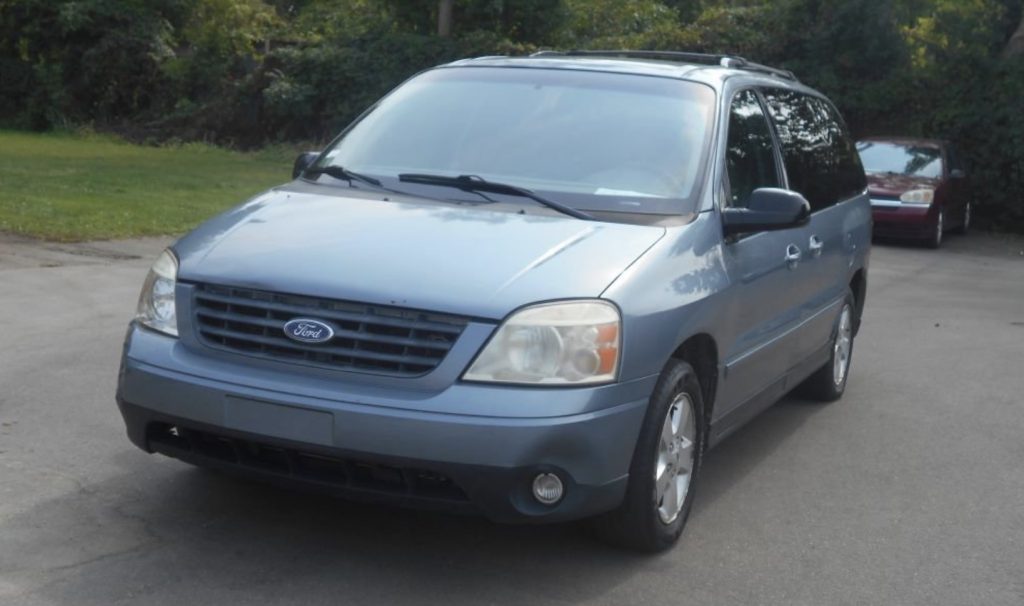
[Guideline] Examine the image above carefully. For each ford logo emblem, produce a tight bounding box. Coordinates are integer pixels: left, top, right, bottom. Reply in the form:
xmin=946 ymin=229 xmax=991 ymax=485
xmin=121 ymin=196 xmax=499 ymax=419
xmin=283 ymin=318 xmax=335 ymax=344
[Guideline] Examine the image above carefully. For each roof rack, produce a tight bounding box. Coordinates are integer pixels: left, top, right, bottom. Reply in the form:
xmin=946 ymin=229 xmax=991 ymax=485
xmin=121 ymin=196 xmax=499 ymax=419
xmin=529 ymin=50 xmax=798 ymax=82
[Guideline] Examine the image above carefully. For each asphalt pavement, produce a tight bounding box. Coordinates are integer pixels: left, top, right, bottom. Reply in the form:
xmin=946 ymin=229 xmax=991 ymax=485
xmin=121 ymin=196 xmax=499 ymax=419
xmin=1 ymin=231 xmax=1022 ymax=605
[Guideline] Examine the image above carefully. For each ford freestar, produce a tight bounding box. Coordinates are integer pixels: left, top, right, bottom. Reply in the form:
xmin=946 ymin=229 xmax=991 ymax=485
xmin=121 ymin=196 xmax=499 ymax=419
xmin=117 ymin=51 xmax=870 ymax=552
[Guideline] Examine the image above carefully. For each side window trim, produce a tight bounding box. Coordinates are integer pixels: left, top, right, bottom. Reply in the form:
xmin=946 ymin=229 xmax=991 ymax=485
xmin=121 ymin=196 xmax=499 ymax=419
xmin=753 ymin=88 xmax=789 ymax=191
xmin=719 ymin=89 xmax=747 ymax=209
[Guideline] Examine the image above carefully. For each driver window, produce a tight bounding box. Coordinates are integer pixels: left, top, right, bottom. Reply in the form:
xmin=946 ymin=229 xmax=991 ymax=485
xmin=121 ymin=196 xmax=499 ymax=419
xmin=725 ymin=90 xmax=780 ymax=208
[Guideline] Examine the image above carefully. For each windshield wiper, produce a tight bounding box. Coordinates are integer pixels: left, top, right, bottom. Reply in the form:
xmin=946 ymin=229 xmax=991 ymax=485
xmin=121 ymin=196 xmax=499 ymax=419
xmin=304 ymin=165 xmax=383 ymax=188
xmin=398 ymin=173 xmax=594 ymax=221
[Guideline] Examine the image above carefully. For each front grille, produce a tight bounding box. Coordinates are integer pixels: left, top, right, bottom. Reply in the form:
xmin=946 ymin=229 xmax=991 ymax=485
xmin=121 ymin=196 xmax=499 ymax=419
xmin=147 ymin=423 xmax=469 ymax=502
xmin=192 ymin=283 xmax=468 ymax=376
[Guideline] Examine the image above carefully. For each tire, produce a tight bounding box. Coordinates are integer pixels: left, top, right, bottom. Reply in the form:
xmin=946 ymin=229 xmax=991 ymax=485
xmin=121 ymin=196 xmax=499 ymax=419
xmin=593 ymin=359 xmax=705 ymax=552
xmin=927 ymin=209 xmax=944 ymax=249
xmin=798 ymin=289 xmax=856 ymax=402
xmin=953 ymin=201 xmax=971 ymax=235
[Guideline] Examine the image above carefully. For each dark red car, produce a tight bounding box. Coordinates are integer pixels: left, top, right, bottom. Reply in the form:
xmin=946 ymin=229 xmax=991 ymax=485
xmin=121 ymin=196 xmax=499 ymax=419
xmin=856 ymin=137 xmax=970 ymax=248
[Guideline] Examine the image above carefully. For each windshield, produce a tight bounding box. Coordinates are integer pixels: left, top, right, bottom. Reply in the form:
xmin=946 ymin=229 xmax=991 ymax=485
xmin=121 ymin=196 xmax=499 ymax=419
xmin=315 ymin=66 xmax=716 ymax=215
xmin=856 ymin=141 xmax=943 ymax=179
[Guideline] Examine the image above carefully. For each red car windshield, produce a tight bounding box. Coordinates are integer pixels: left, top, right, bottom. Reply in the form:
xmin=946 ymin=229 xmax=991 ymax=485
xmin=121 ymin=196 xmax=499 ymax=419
xmin=856 ymin=141 xmax=943 ymax=179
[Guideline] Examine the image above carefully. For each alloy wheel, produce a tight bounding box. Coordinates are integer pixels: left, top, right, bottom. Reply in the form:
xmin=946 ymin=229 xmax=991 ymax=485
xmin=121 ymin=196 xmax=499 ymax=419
xmin=655 ymin=392 xmax=697 ymax=524
xmin=833 ymin=305 xmax=853 ymax=387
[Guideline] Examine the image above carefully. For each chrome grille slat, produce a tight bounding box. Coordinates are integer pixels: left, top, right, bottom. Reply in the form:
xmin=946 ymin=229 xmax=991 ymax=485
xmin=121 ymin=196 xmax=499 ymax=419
xmin=194 ymin=289 xmax=464 ymax=334
xmin=192 ymin=284 xmax=468 ymax=376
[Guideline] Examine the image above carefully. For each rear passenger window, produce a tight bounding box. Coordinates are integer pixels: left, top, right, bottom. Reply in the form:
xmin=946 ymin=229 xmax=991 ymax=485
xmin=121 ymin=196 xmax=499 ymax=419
xmin=725 ymin=90 xmax=780 ymax=208
xmin=761 ymin=89 xmax=866 ymax=212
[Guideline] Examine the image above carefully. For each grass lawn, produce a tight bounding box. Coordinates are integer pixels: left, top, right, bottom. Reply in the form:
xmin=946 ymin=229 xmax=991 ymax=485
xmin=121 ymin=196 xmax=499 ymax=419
xmin=0 ymin=130 xmax=296 ymax=241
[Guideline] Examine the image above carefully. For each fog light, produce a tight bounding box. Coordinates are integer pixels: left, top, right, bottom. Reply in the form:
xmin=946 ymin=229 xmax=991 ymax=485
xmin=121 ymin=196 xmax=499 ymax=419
xmin=532 ymin=472 xmax=564 ymax=505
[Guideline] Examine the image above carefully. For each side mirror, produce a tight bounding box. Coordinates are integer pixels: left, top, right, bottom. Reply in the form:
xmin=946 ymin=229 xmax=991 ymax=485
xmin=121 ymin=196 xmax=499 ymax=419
xmin=949 ymin=168 xmax=966 ymax=179
xmin=721 ymin=188 xmax=811 ymax=237
xmin=292 ymin=151 xmax=320 ymax=179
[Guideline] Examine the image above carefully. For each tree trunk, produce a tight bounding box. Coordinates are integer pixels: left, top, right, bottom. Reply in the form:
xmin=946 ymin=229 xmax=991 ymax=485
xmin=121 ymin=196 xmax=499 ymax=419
xmin=437 ymin=0 xmax=454 ymax=37
xmin=1005 ymin=11 xmax=1024 ymax=58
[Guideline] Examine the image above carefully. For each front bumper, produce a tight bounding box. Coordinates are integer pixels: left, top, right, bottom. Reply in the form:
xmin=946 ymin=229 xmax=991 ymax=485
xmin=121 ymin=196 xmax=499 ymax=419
xmin=871 ymin=201 xmax=935 ymax=239
xmin=117 ymin=325 xmax=653 ymax=523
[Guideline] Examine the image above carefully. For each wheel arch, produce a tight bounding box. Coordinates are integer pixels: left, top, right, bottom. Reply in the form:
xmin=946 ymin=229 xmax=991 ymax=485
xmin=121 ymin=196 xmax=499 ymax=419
xmin=849 ymin=269 xmax=866 ymax=335
xmin=669 ymin=333 xmax=719 ymax=430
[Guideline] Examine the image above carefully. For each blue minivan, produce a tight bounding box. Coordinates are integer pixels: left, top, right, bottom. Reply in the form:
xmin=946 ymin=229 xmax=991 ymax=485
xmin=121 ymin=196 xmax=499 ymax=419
xmin=118 ymin=51 xmax=870 ymax=551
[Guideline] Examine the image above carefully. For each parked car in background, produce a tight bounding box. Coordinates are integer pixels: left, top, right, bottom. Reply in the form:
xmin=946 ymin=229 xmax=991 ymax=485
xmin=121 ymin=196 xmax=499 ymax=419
xmin=856 ymin=137 xmax=969 ymax=248
xmin=118 ymin=51 xmax=871 ymax=552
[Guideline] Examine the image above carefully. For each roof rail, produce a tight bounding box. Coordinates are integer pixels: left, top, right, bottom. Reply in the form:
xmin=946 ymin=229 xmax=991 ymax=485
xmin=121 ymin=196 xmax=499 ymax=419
xmin=529 ymin=50 xmax=798 ymax=82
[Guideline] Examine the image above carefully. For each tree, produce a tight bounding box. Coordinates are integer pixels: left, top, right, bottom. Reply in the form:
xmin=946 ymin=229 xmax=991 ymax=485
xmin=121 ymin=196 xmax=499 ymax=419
xmin=1005 ymin=10 xmax=1024 ymax=56
xmin=438 ymin=0 xmax=453 ymax=36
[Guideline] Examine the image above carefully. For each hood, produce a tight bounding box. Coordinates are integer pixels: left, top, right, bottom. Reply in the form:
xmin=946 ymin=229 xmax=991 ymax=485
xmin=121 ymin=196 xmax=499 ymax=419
xmin=866 ymin=172 xmax=939 ymax=198
xmin=174 ymin=188 xmax=666 ymax=319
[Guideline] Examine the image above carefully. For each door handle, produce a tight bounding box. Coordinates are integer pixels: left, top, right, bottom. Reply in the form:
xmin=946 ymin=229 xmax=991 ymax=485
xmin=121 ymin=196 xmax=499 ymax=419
xmin=808 ymin=235 xmax=824 ymax=258
xmin=785 ymin=244 xmax=801 ymax=269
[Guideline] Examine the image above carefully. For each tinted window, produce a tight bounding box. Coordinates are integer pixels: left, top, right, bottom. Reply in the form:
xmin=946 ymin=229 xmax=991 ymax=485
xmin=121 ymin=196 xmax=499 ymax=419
xmin=317 ymin=67 xmax=716 ymax=216
xmin=946 ymin=144 xmax=962 ymax=173
xmin=762 ymin=89 xmax=867 ymax=211
xmin=725 ymin=90 xmax=780 ymax=208
xmin=856 ymin=141 xmax=943 ymax=178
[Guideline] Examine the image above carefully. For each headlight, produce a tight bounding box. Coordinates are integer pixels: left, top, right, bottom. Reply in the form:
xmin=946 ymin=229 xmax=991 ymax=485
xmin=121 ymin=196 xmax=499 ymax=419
xmin=900 ymin=189 xmax=934 ymax=204
xmin=136 ymin=249 xmax=178 ymax=336
xmin=464 ymin=300 xmax=620 ymax=385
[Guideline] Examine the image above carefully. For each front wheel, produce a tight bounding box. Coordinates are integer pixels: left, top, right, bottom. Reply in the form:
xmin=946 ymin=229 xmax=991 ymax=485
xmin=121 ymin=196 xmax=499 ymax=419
xmin=798 ymin=290 xmax=856 ymax=402
xmin=927 ymin=209 xmax=944 ymax=249
xmin=594 ymin=359 xmax=705 ymax=552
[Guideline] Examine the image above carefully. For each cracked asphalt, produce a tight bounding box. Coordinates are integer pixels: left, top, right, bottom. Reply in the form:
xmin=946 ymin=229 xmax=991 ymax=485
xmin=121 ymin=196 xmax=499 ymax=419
xmin=1 ymin=232 xmax=1023 ymax=605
